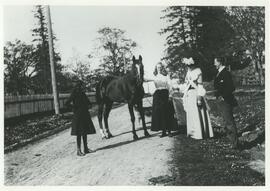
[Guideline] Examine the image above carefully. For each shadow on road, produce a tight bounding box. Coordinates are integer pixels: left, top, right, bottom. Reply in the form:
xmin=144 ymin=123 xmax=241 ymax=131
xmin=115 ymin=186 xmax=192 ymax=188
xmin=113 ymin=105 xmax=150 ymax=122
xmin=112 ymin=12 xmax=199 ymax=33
xmin=111 ymin=122 xmax=152 ymax=138
xmin=95 ymin=131 xmax=160 ymax=152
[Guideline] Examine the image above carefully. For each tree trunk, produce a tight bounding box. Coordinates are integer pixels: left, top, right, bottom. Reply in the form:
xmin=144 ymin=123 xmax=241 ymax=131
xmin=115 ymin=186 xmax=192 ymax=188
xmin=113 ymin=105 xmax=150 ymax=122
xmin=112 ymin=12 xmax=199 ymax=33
xmin=180 ymin=8 xmax=187 ymax=45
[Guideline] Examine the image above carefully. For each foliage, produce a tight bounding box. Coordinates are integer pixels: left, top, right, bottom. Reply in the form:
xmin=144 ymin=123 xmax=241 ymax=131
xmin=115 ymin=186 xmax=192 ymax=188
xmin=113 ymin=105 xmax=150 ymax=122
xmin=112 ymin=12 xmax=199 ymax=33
xmin=31 ymin=5 xmax=63 ymax=93
xmin=95 ymin=27 xmax=137 ymax=76
xmin=160 ymin=6 xmax=265 ymax=83
xmin=64 ymin=49 xmax=95 ymax=91
xmin=225 ymin=7 xmax=265 ymax=84
xmin=161 ymin=6 xmax=235 ymax=82
xmin=66 ymin=49 xmax=91 ymax=80
xmin=4 ymin=5 xmax=71 ymax=95
xmin=4 ymin=40 xmax=37 ymax=95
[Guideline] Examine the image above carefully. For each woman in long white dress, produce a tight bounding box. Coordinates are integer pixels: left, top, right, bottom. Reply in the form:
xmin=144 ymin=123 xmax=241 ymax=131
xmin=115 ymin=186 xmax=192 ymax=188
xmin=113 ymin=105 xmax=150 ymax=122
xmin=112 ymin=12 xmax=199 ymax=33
xmin=182 ymin=57 xmax=213 ymax=139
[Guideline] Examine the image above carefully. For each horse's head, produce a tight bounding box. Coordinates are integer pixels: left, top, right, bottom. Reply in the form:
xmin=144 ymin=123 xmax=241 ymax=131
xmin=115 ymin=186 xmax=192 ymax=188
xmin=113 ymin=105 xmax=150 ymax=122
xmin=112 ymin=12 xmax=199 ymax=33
xmin=132 ymin=55 xmax=144 ymax=85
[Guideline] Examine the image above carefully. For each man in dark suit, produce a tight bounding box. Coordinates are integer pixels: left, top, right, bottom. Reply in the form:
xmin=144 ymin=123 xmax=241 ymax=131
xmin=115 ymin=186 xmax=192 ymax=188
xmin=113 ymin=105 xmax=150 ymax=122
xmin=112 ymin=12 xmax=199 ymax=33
xmin=214 ymin=57 xmax=239 ymax=149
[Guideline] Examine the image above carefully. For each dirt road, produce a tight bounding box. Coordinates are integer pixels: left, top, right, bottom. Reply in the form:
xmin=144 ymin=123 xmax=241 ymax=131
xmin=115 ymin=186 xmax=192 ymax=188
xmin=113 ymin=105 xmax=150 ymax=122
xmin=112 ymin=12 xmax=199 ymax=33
xmin=4 ymin=97 xmax=265 ymax=186
xmin=5 ymin=103 xmax=174 ymax=185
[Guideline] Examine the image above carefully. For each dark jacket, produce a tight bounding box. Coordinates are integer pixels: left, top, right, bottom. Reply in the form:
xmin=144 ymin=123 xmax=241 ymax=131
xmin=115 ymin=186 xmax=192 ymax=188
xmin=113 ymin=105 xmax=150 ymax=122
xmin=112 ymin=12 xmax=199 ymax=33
xmin=65 ymin=87 xmax=96 ymax=135
xmin=214 ymin=68 xmax=238 ymax=107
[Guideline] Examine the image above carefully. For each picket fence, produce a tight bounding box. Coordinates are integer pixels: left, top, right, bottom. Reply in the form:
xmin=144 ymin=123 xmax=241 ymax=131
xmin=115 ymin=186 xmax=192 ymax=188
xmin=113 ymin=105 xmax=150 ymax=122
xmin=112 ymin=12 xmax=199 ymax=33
xmin=4 ymin=92 xmax=96 ymax=119
xmin=4 ymin=80 xmax=264 ymax=119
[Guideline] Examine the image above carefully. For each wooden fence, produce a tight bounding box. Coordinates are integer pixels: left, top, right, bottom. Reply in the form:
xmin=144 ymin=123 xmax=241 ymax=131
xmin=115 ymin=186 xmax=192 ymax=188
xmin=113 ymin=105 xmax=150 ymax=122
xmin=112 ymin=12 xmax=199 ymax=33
xmin=4 ymin=82 xmax=154 ymax=120
xmin=4 ymin=92 xmax=96 ymax=119
xmin=4 ymin=79 xmax=264 ymax=119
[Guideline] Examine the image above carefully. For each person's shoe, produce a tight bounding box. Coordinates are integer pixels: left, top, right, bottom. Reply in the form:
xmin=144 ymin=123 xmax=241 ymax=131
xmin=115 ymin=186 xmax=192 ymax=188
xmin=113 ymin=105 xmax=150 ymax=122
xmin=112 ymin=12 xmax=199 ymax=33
xmin=77 ymin=150 xmax=85 ymax=156
xmin=84 ymin=148 xmax=95 ymax=154
xmin=160 ymin=132 xmax=167 ymax=138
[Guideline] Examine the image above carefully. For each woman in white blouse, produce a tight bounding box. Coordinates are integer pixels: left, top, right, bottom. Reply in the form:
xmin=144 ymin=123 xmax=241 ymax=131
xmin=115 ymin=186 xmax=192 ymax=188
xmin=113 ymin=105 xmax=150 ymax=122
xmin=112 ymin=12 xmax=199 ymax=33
xmin=182 ymin=57 xmax=213 ymax=139
xmin=145 ymin=62 xmax=177 ymax=137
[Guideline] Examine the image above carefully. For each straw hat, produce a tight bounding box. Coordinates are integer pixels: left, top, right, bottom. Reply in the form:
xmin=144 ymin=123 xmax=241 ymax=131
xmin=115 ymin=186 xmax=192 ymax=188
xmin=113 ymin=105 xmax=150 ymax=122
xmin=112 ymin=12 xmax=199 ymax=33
xmin=182 ymin=57 xmax=195 ymax=65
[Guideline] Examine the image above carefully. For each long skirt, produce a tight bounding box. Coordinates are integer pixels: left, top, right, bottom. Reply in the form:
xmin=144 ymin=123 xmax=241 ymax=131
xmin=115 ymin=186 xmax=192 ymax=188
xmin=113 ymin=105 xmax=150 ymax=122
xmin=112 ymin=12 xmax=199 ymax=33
xmin=184 ymin=89 xmax=213 ymax=139
xmin=71 ymin=108 xmax=96 ymax=136
xmin=171 ymin=92 xmax=186 ymax=126
xmin=151 ymin=89 xmax=178 ymax=132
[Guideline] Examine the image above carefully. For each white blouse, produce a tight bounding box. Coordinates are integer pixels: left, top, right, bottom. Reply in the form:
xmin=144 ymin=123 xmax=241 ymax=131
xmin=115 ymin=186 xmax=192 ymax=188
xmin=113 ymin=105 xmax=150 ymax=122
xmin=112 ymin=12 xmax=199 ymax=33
xmin=153 ymin=74 xmax=171 ymax=90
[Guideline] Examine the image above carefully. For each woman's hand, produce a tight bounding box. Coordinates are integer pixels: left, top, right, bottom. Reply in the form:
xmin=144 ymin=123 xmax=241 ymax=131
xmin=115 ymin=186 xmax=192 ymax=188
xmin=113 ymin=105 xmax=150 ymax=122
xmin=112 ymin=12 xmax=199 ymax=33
xmin=197 ymin=96 xmax=203 ymax=107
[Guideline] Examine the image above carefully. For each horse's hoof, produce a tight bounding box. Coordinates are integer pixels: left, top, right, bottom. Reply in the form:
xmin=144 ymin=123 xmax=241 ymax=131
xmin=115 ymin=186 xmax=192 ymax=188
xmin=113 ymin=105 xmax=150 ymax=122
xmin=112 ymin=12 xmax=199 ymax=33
xmin=101 ymin=132 xmax=106 ymax=140
xmin=107 ymin=134 xmax=113 ymax=139
xmin=144 ymin=131 xmax=150 ymax=137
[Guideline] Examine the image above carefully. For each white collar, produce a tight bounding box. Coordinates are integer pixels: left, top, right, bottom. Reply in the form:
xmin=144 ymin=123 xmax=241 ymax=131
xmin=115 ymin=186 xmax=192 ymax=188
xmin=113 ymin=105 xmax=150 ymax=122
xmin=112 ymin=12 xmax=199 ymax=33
xmin=218 ymin=66 xmax=225 ymax=73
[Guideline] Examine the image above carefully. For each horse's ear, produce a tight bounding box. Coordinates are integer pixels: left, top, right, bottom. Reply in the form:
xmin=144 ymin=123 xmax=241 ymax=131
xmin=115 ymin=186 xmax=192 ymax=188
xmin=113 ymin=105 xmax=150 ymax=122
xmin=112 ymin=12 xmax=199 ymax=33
xmin=132 ymin=56 xmax=136 ymax=62
xmin=139 ymin=55 xmax=142 ymax=61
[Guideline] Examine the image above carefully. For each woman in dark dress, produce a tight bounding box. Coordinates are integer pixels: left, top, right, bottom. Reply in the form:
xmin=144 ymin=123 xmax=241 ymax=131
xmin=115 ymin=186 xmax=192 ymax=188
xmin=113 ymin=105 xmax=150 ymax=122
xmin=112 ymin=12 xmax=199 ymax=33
xmin=65 ymin=80 xmax=96 ymax=156
xmin=145 ymin=62 xmax=178 ymax=137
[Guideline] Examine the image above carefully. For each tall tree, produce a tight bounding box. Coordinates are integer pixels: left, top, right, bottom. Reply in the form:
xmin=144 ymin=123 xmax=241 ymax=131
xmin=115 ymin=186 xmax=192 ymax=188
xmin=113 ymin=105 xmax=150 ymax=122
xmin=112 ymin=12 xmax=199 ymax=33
xmin=161 ymin=6 xmax=265 ymax=85
xmin=160 ymin=6 xmax=194 ymax=82
xmin=95 ymin=27 xmax=137 ymax=76
xmin=161 ymin=6 xmax=235 ymax=82
xmin=4 ymin=40 xmax=37 ymax=95
xmin=32 ymin=5 xmax=62 ymax=93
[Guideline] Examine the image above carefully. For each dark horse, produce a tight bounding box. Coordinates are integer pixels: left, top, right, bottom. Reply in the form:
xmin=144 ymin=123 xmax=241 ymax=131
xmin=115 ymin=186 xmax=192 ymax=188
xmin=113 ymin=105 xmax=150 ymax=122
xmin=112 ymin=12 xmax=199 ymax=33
xmin=95 ymin=55 xmax=150 ymax=140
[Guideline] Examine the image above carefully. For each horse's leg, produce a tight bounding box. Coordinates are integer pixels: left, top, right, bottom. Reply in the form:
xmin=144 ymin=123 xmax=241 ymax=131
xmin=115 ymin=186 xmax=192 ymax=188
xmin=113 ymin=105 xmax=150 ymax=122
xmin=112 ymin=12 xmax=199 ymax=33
xmin=104 ymin=101 xmax=113 ymax=138
xmin=98 ymin=103 xmax=106 ymax=139
xmin=137 ymin=100 xmax=150 ymax=137
xmin=128 ymin=102 xmax=138 ymax=140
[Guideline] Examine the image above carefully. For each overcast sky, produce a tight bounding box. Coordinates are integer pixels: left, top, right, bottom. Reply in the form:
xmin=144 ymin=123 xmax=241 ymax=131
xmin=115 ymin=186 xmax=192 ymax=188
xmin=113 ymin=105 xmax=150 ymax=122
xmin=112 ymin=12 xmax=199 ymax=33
xmin=3 ymin=5 xmax=168 ymax=76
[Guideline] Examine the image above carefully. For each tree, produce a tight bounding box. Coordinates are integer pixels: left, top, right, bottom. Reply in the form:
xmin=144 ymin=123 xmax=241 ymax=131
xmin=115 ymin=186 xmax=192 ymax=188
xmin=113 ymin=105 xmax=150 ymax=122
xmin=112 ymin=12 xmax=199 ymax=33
xmin=31 ymin=5 xmax=62 ymax=93
xmin=161 ymin=6 xmax=265 ymax=85
xmin=95 ymin=27 xmax=137 ymax=76
xmin=160 ymin=6 xmax=235 ymax=82
xmin=225 ymin=7 xmax=265 ymax=85
xmin=4 ymin=40 xmax=37 ymax=95
xmin=64 ymin=48 xmax=94 ymax=91
xmin=160 ymin=6 xmax=195 ymax=82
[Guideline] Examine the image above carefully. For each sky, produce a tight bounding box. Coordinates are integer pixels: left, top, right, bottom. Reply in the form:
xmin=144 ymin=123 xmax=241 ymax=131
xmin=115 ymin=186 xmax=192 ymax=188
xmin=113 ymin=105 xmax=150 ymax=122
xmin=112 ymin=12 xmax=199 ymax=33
xmin=3 ymin=5 xmax=168 ymax=77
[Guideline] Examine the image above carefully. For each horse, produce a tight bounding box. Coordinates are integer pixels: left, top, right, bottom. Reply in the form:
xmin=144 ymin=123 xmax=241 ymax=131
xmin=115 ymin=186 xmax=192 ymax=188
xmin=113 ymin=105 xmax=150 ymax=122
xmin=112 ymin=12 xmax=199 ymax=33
xmin=95 ymin=55 xmax=150 ymax=140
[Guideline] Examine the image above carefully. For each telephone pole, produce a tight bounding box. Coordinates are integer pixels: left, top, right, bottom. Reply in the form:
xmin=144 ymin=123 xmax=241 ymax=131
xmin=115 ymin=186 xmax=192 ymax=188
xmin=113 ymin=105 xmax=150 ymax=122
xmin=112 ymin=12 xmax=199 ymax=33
xmin=46 ymin=5 xmax=60 ymax=114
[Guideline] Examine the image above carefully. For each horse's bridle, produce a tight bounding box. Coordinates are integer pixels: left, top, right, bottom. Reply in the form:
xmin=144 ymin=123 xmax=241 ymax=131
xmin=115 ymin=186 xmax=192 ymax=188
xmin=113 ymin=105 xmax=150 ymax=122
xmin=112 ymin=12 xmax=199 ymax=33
xmin=135 ymin=63 xmax=144 ymax=86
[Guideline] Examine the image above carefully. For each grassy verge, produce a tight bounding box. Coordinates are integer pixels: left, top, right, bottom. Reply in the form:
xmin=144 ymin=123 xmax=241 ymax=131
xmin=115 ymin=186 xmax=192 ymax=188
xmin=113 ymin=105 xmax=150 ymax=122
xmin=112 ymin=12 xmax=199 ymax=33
xmin=149 ymin=94 xmax=265 ymax=186
xmin=4 ymin=103 xmax=125 ymax=153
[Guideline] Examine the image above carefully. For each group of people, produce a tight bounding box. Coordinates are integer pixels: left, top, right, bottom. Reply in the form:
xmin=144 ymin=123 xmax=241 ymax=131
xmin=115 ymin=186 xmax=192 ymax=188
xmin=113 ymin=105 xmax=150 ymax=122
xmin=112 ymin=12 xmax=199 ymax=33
xmin=66 ymin=55 xmax=239 ymax=156
xmin=147 ymin=56 xmax=239 ymax=149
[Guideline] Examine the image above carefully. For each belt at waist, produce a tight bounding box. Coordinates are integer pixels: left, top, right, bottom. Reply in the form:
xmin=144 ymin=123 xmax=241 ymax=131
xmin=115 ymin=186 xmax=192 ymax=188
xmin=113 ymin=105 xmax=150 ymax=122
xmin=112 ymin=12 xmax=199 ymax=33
xmin=156 ymin=87 xmax=168 ymax=90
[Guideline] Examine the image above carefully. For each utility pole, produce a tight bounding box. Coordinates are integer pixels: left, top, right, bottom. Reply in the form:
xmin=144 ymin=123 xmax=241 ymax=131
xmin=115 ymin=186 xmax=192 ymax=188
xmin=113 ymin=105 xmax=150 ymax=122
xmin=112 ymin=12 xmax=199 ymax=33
xmin=46 ymin=5 xmax=60 ymax=114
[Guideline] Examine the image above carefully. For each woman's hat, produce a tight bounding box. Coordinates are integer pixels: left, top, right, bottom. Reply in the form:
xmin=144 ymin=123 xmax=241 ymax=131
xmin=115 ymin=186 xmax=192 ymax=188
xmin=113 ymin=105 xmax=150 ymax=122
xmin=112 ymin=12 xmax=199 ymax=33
xmin=182 ymin=57 xmax=195 ymax=65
